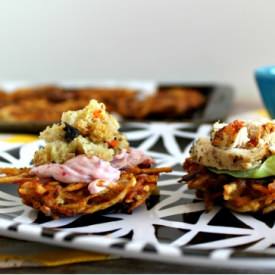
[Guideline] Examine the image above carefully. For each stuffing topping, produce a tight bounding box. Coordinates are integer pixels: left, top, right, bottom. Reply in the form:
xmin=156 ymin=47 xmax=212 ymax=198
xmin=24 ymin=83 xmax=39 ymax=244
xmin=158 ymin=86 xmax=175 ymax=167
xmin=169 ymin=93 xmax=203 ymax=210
xmin=33 ymin=100 xmax=129 ymax=165
xmin=0 ymin=99 xmax=172 ymax=218
xmin=190 ymin=119 xmax=275 ymax=171
xmin=182 ymin=119 xmax=275 ymax=214
xmin=211 ymin=120 xmax=275 ymax=150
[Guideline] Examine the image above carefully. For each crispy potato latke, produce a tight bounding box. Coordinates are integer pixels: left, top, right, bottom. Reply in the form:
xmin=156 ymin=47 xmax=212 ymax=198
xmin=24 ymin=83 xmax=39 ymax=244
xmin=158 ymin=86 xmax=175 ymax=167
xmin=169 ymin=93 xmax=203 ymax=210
xmin=182 ymin=158 xmax=275 ymax=214
xmin=0 ymin=166 xmax=171 ymax=219
xmin=0 ymin=85 xmax=206 ymax=122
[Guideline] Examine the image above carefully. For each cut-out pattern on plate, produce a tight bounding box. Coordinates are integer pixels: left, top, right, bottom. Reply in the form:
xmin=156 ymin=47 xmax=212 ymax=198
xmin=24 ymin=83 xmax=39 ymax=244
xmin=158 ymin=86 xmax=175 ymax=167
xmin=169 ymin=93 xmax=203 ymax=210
xmin=1 ymin=122 xmax=275 ymax=268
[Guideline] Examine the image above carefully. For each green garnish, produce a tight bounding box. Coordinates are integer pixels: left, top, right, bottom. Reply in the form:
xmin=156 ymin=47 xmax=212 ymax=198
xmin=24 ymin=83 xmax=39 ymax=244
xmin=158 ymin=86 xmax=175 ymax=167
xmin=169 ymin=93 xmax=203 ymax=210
xmin=209 ymin=155 xmax=275 ymax=179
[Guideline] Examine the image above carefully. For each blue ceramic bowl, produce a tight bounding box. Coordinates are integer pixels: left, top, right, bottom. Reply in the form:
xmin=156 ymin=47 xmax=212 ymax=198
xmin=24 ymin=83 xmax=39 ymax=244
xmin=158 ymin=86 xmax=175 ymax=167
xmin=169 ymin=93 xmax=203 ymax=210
xmin=255 ymin=65 xmax=275 ymax=118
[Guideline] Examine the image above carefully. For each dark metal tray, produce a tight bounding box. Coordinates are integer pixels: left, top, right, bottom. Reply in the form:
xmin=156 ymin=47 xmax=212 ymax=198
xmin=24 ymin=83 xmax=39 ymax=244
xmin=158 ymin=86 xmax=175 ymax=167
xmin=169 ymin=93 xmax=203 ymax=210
xmin=157 ymin=83 xmax=234 ymax=122
xmin=0 ymin=83 xmax=234 ymax=133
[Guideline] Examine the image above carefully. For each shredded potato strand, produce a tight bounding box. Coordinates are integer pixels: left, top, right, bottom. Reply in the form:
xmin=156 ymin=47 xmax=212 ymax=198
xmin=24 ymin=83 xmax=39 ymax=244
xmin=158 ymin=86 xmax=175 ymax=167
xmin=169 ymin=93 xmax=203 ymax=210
xmin=0 ymin=165 xmax=170 ymax=218
xmin=182 ymin=158 xmax=275 ymax=214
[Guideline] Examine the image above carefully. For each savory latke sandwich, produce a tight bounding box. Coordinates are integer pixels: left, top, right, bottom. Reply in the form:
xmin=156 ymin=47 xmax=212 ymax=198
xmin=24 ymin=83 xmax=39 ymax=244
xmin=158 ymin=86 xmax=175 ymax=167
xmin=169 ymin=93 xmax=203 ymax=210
xmin=0 ymin=100 xmax=171 ymax=218
xmin=182 ymin=119 xmax=275 ymax=213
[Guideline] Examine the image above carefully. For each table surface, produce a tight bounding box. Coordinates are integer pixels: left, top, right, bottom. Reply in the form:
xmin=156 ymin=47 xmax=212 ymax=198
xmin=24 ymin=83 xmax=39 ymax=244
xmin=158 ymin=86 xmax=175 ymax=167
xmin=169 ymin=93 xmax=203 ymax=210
xmin=2 ymin=258 xmax=275 ymax=274
xmin=1 ymin=98 xmax=272 ymax=274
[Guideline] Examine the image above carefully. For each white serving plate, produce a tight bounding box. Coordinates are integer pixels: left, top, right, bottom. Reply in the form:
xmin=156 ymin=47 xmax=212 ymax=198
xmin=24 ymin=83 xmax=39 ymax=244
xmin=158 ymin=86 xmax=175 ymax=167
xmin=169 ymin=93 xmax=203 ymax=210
xmin=0 ymin=121 xmax=275 ymax=269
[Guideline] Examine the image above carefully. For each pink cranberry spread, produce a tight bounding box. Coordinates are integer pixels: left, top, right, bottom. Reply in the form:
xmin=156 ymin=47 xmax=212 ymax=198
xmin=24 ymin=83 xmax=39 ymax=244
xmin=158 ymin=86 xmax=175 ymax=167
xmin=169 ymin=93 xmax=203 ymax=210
xmin=31 ymin=148 xmax=153 ymax=195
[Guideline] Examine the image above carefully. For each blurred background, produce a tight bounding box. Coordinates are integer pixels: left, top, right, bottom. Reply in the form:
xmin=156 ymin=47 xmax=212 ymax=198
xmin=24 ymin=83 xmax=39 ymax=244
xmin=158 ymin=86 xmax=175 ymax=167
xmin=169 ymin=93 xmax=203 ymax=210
xmin=0 ymin=0 xmax=274 ymax=105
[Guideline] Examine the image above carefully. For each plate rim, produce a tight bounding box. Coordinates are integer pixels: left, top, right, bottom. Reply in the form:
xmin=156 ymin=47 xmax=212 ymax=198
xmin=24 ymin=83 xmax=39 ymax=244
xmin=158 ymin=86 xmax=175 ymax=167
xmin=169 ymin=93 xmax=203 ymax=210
xmin=0 ymin=216 xmax=275 ymax=269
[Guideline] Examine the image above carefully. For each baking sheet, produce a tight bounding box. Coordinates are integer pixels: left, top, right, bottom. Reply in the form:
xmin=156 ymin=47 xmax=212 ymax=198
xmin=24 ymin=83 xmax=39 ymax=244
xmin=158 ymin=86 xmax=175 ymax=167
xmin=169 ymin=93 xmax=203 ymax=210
xmin=0 ymin=82 xmax=234 ymax=133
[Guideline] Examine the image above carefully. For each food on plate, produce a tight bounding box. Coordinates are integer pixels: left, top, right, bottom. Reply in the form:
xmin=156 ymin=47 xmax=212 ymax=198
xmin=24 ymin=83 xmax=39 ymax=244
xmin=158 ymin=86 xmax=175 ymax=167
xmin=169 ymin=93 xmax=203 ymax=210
xmin=0 ymin=85 xmax=206 ymax=122
xmin=119 ymin=88 xmax=206 ymax=120
xmin=181 ymin=119 xmax=275 ymax=213
xmin=0 ymin=100 xmax=171 ymax=218
xmin=0 ymin=91 xmax=7 ymax=107
xmin=0 ymin=85 xmax=136 ymax=122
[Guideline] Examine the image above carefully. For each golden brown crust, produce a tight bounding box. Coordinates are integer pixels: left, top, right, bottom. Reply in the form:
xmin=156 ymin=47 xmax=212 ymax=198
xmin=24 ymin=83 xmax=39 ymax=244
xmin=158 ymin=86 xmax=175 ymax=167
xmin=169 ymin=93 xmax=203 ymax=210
xmin=0 ymin=85 xmax=206 ymax=122
xmin=0 ymin=167 xmax=30 ymax=177
xmin=0 ymin=166 xmax=168 ymax=218
xmin=18 ymin=170 xmax=160 ymax=218
xmin=182 ymin=158 xmax=275 ymax=214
